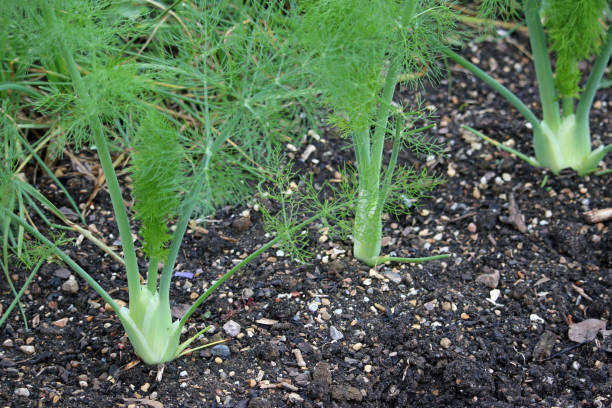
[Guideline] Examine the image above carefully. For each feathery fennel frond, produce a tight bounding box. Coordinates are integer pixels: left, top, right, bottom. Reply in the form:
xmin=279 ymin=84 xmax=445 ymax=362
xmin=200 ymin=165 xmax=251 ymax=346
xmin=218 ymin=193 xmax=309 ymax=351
xmin=297 ymin=0 xmax=453 ymax=131
xmin=130 ymin=111 xmax=184 ymax=261
xmin=543 ymin=0 xmax=608 ymax=98
xmin=478 ymin=0 xmax=521 ymax=21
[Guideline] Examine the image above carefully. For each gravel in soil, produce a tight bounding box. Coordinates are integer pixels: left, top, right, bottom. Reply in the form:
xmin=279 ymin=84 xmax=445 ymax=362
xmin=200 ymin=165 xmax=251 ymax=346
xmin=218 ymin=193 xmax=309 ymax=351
xmin=1 ymin=33 xmax=610 ymax=407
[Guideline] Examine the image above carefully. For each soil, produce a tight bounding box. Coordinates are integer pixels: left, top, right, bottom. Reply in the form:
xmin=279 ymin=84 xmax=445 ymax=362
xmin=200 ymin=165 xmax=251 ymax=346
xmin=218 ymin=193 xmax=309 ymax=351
xmin=1 ymin=30 xmax=611 ymax=408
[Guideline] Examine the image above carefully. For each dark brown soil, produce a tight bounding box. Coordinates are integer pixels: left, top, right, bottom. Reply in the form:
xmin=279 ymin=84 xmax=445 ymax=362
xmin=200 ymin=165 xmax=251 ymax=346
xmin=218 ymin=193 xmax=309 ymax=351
xmin=1 ymin=31 xmax=611 ymax=408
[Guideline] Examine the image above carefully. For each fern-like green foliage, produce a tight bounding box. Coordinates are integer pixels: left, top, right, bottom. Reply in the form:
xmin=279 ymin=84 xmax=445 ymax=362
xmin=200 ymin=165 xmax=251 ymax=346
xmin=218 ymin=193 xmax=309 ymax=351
xmin=478 ymin=0 xmax=521 ymax=21
xmin=3 ymin=0 xmax=135 ymax=69
xmin=543 ymin=0 xmax=608 ymax=98
xmin=1 ymin=0 xmax=150 ymax=150
xmin=130 ymin=111 xmax=184 ymax=261
xmin=296 ymin=0 xmax=452 ymax=132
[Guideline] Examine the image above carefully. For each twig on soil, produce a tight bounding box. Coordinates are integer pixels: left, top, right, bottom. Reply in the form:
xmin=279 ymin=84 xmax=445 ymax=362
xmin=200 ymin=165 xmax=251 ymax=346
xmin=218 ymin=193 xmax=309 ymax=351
xmin=448 ymin=211 xmax=477 ymax=223
xmin=571 ymin=283 xmax=593 ymax=302
xmin=583 ymin=208 xmax=612 ymax=224
xmin=541 ymin=342 xmax=585 ymax=362
xmin=500 ymin=193 xmax=527 ymax=233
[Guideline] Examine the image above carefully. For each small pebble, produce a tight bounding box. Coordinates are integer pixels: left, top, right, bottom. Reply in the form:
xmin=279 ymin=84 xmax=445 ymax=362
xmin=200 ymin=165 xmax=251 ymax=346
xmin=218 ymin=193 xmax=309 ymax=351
xmin=364 ymin=364 xmax=372 ymax=373
xmin=53 ymin=317 xmax=69 ymax=328
xmin=440 ymin=338 xmax=451 ymax=349
xmin=211 ymin=344 xmax=231 ymax=357
xmin=53 ymin=268 xmax=71 ymax=279
xmin=460 ymin=313 xmax=470 ymax=320
xmin=3 ymin=339 xmax=13 ymax=347
xmin=223 ymin=320 xmax=241 ymax=338
xmin=20 ymin=345 xmax=35 ymax=355
xmin=14 ymin=388 xmax=30 ymax=397
xmin=330 ymin=326 xmax=344 ymax=341
xmin=467 ymin=222 xmax=477 ymax=233
xmin=214 ymin=357 xmax=223 ymax=364
xmin=308 ymin=302 xmax=319 ymax=313
xmin=352 ymin=343 xmax=363 ymax=351
xmin=475 ymin=269 xmax=500 ymax=288
xmin=472 ymin=187 xmax=481 ymax=199
xmin=383 ymin=271 xmax=402 ymax=284
xmin=62 ymin=277 xmax=79 ymax=294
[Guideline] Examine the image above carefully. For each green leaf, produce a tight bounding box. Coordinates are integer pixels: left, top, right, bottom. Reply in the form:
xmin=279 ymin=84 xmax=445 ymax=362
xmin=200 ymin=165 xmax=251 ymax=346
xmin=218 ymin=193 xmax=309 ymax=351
xmin=130 ymin=111 xmax=184 ymax=261
xmin=543 ymin=0 xmax=608 ymax=98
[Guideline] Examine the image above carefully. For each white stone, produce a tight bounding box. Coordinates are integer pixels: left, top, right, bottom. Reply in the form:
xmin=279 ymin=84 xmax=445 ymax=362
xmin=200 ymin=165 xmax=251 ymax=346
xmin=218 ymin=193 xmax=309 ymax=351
xmin=14 ymin=388 xmax=30 ymax=397
xmin=223 ymin=320 xmax=241 ymax=337
xmin=330 ymin=326 xmax=344 ymax=341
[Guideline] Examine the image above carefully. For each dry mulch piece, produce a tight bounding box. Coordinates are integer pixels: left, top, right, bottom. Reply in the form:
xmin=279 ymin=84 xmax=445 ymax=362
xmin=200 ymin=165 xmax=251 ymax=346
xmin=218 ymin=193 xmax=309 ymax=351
xmin=1 ymin=34 xmax=611 ymax=407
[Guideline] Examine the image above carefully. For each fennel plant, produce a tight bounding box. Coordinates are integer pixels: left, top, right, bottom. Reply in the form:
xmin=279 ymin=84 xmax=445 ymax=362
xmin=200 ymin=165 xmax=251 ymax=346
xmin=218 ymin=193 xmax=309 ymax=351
xmin=443 ymin=0 xmax=612 ymax=175
xmin=0 ymin=0 xmax=326 ymax=365
xmin=294 ymin=0 xmax=452 ymax=266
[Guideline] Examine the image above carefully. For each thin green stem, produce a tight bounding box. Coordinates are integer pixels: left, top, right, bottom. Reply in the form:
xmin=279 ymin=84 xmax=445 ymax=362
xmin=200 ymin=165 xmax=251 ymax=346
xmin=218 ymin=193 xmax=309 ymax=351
xmin=523 ymin=0 xmax=560 ymax=131
xmin=0 ymin=260 xmax=43 ymax=329
xmin=178 ymin=213 xmax=323 ymax=329
xmin=576 ymin=27 xmax=612 ymax=133
xmin=441 ymin=47 xmax=541 ymax=131
xmin=377 ymin=114 xmax=403 ymax=215
xmin=561 ymin=97 xmax=574 ymax=118
xmin=0 ymin=83 xmax=42 ymax=98
xmin=158 ymin=192 xmax=199 ymax=310
xmin=1 ymin=209 xmax=121 ymax=313
xmin=463 ymin=125 xmax=540 ymax=167
xmin=12 ymin=131 xmax=85 ymax=224
xmin=58 ymin=42 xmax=139 ymax=303
xmin=147 ymin=256 xmax=160 ymax=294
xmin=1 ymin=191 xmax=28 ymax=328
xmin=18 ymin=182 xmax=127 ymax=267
xmin=376 ymin=254 xmax=450 ymax=265
xmin=352 ymin=127 xmax=371 ymax=175
xmin=369 ymin=58 xmax=400 ymax=182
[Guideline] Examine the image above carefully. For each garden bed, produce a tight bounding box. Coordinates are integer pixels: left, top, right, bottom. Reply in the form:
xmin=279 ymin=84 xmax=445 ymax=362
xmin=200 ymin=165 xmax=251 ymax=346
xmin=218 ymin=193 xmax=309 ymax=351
xmin=1 ymin=34 xmax=610 ymax=408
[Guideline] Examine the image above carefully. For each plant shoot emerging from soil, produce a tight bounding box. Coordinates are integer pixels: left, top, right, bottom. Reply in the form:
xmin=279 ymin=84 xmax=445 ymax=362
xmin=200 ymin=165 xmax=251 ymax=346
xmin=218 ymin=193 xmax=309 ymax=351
xmin=294 ymin=0 xmax=452 ymax=266
xmin=444 ymin=0 xmax=612 ymax=175
xmin=0 ymin=0 xmax=329 ymax=365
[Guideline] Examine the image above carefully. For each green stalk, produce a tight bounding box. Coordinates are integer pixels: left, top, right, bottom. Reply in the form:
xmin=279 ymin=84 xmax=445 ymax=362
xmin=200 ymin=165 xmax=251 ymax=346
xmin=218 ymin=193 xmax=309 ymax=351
xmin=58 ymin=43 xmax=140 ymax=303
xmin=441 ymin=47 xmax=541 ymax=130
xmin=523 ymin=0 xmax=560 ymax=131
xmin=158 ymin=191 xmax=200 ymax=310
xmin=352 ymin=127 xmax=371 ymax=174
xmin=376 ymin=254 xmax=450 ymax=265
xmin=377 ymin=114 xmax=404 ymax=215
xmin=146 ymin=256 xmax=160 ymax=293
xmin=351 ymin=59 xmax=400 ymax=267
xmin=352 ymin=194 xmax=382 ymax=266
xmin=369 ymin=58 xmax=400 ymax=182
xmin=575 ymin=27 xmax=612 ymax=138
xmin=561 ymin=97 xmax=574 ymax=117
